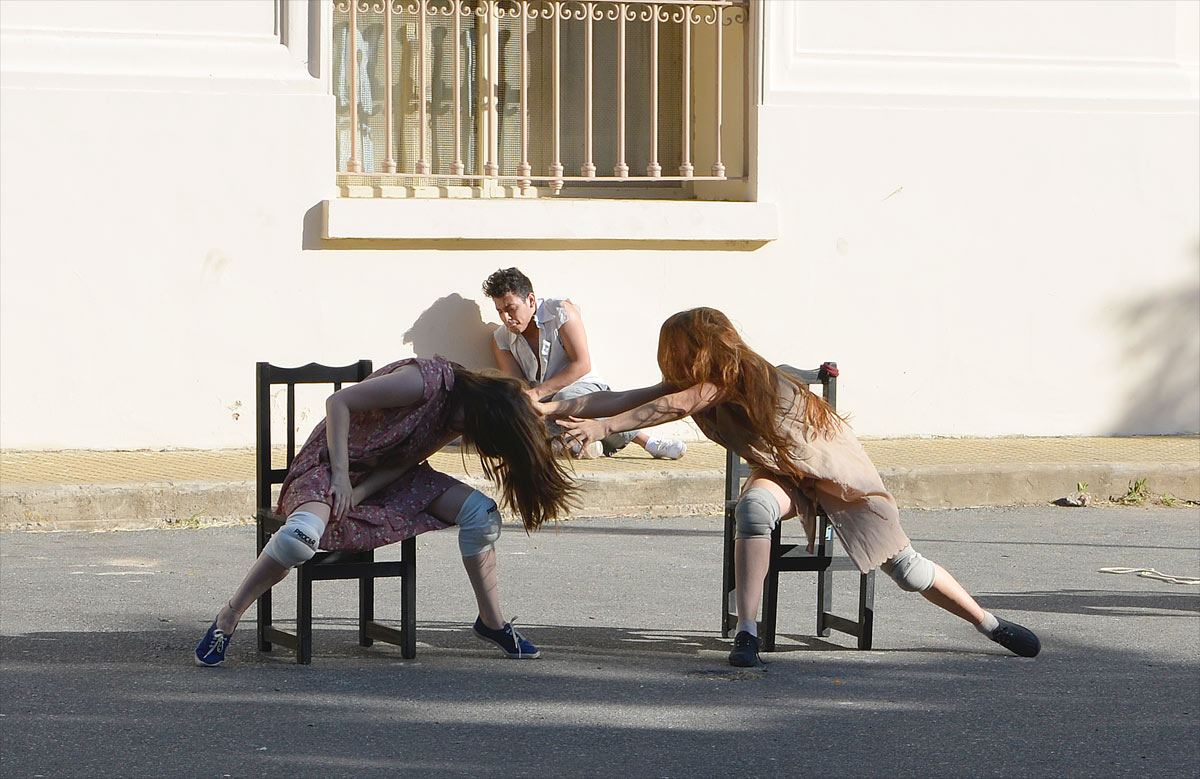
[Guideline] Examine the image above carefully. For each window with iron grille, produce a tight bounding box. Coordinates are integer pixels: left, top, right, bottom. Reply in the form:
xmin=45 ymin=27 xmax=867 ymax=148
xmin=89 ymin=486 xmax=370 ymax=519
xmin=333 ymin=0 xmax=750 ymax=198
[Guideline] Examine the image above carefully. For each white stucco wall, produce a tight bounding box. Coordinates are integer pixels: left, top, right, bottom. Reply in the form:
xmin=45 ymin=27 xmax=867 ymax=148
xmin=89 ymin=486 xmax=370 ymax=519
xmin=1 ymin=0 xmax=1197 ymax=450
xmin=749 ymin=0 xmax=1200 ymax=437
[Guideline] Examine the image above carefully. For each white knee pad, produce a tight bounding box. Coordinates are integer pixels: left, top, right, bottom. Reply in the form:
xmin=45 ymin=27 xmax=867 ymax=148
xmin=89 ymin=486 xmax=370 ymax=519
xmin=263 ymin=510 xmax=325 ymax=568
xmin=457 ymin=491 xmax=501 ymax=557
xmin=880 ymin=544 xmax=937 ymax=592
xmin=734 ymin=487 xmax=781 ymax=539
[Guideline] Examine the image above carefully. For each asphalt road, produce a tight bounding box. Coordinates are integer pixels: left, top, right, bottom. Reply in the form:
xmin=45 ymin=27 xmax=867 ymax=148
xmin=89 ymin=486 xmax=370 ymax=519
xmin=2 ymin=506 xmax=1198 ymax=778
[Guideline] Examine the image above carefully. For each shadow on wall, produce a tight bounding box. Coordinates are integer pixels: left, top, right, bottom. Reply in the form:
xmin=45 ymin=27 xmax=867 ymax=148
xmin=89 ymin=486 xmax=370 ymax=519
xmin=1111 ymin=250 xmax=1200 ymax=434
xmin=403 ymin=294 xmax=497 ymax=371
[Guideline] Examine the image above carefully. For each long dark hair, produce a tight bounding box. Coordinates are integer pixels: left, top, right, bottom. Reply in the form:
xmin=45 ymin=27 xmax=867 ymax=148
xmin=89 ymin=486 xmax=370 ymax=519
xmin=450 ymin=368 xmax=578 ymax=531
xmin=656 ymin=308 xmax=844 ymax=461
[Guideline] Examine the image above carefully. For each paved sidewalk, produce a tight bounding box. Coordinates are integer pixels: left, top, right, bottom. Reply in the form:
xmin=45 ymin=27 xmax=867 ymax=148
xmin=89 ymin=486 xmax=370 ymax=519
xmin=2 ymin=437 xmax=1198 ymax=531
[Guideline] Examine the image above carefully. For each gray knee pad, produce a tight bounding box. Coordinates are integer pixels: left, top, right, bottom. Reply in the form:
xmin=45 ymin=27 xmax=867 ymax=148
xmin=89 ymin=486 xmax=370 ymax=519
xmin=880 ymin=544 xmax=937 ymax=592
xmin=457 ymin=491 xmax=501 ymax=557
xmin=734 ymin=487 xmax=781 ymax=539
xmin=263 ymin=510 xmax=325 ymax=568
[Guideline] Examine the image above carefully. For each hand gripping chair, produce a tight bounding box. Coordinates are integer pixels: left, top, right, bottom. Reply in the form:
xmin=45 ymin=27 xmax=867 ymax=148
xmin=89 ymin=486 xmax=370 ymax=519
xmin=256 ymin=360 xmax=416 ymax=664
xmin=720 ymin=362 xmax=875 ymax=651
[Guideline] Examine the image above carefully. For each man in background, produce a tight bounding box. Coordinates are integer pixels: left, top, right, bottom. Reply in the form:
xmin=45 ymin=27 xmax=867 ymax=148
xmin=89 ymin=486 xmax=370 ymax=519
xmin=482 ymin=267 xmax=687 ymax=460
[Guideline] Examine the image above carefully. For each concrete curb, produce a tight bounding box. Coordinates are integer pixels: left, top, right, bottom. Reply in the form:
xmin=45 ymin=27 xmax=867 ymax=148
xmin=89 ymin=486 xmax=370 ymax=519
xmin=880 ymin=462 xmax=1200 ymax=509
xmin=3 ymin=462 xmax=1196 ymax=532
xmin=1 ymin=481 xmax=257 ymax=532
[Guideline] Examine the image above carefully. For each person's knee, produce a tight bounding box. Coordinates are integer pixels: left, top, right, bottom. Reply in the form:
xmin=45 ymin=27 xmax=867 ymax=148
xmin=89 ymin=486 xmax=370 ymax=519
xmin=457 ymin=491 xmax=501 ymax=557
xmin=262 ymin=510 xmax=325 ymax=568
xmin=550 ymin=381 xmax=604 ymax=402
xmin=880 ymin=545 xmax=937 ymax=592
xmin=734 ymin=487 xmax=781 ymax=539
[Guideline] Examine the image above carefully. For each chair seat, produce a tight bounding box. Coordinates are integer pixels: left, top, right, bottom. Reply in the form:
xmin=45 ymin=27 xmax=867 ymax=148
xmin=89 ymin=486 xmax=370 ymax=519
xmin=773 ymin=544 xmax=862 ymax=572
xmin=304 ymin=555 xmax=407 ymax=580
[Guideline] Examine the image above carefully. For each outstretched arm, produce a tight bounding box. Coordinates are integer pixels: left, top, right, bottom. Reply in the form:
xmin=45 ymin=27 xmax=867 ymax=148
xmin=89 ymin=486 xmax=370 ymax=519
xmin=537 ymin=381 xmax=677 ymax=420
xmin=557 ymin=382 xmax=721 ymax=454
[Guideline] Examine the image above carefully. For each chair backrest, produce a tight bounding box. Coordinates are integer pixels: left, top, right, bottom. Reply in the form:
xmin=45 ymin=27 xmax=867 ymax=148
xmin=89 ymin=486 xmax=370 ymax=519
xmin=255 ymin=360 xmax=373 ymax=517
xmin=723 ymin=362 xmax=839 ymax=503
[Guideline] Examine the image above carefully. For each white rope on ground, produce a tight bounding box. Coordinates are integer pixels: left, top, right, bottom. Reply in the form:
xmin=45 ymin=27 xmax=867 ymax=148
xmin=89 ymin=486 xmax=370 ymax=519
xmin=1099 ymin=567 xmax=1200 ymax=586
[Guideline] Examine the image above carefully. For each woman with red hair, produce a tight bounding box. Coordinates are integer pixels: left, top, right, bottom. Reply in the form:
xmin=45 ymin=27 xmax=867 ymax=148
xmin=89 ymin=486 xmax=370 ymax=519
xmin=546 ymin=308 xmax=1039 ymax=667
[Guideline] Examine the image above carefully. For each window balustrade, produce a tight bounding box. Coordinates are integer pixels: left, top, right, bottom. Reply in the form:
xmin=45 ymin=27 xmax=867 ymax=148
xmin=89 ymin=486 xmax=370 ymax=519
xmin=333 ymin=0 xmax=750 ymax=197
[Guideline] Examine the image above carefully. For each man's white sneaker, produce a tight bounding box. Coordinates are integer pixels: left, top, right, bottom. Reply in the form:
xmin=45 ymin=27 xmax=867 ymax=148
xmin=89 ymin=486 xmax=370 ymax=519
xmin=644 ymin=437 xmax=687 ymax=460
xmin=554 ymin=438 xmax=602 ymax=459
xmin=575 ymin=440 xmax=603 ymax=459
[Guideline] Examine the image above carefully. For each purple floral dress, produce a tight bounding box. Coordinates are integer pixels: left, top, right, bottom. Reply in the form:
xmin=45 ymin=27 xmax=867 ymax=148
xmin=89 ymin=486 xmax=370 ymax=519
xmin=276 ymin=356 xmax=462 ymax=551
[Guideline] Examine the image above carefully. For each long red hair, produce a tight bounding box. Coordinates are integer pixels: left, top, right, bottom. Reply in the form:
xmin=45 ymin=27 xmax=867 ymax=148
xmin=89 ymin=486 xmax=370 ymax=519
xmin=656 ymin=308 xmax=844 ymax=460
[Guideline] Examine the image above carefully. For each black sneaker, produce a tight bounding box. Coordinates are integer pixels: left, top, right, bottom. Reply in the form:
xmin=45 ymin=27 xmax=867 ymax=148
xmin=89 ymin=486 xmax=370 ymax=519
xmin=989 ymin=617 xmax=1040 ymax=657
xmin=728 ymin=630 xmax=764 ymax=667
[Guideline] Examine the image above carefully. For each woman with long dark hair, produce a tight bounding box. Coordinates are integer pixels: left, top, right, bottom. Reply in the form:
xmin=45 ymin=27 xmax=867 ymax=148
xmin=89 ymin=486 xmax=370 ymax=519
xmin=195 ymin=356 xmax=577 ymax=666
xmin=547 ymin=308 xmax=1039 ymax=667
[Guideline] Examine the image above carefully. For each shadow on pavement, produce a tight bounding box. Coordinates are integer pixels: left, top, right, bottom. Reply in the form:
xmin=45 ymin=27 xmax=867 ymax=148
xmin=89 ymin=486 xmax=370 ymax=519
xmin=2 ymin=512 xmax=1198 ymax=777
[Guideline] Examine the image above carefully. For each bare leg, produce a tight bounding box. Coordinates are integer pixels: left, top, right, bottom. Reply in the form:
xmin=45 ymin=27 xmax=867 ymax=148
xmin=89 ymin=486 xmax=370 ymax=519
xmin=462 ymin=549 xmax=504 ymax=629
xmin=215 ymin=500 xmax=330 ymax=633
xmin=632 ymin=431 xmax=651 ymax=448
xmin=427 ymin=483 xmax=506 ymax=630
xmin=919 ymin=563 xmax=988 ymax=625
xmin=734 ymin=537 xmax=770 ymax=630
xmin=916 ymin=560 xmax=1039 ymax=655
xmin=733 ymin=476 xmax=795 ymax=633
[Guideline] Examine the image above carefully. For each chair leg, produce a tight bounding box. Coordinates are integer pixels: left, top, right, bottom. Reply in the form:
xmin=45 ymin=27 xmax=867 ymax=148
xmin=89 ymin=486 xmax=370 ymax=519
xmin=257 ymin=585 xmax=273 ymax=652
xmin=760 ymin=526 xmax=783 ymax=652
xmin=816 ymin=566 xmax=833 ymax=637
xmin=401 ymin=537 xmax=416 ymax=659
xmin=720 ymin=507 xmax=737 ymax=637
xmin=857 ymin=571 xmax=875 ymax=650
xmin=256 ymin=526 xmax=272 ymax=652
xmin=297 ymin=565 xmax=313 ymax=665
xmin=359 ymin=575 xmax=375 ymax=648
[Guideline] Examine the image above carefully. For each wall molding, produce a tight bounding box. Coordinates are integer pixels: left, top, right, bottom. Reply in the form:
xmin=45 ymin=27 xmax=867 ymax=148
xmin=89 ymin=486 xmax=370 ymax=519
xmin=322 ymin=198 xmax=779 ymax=245
xmin=0 ymin=26 xmax=323 ymax=94
xmin=763 ymin=2 xmax=1200 ymax=113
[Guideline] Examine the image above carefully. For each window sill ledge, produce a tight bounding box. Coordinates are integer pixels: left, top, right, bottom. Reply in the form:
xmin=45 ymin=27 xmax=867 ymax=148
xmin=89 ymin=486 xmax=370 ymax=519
xmin=320 ymin=198 xmax=778 ymax=246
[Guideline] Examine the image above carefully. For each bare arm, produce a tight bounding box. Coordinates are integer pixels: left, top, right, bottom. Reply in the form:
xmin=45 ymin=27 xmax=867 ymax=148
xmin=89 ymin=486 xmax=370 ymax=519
xmin=528 ymin=301 xmax=592 ymax=400
xmin=351 ymin=428 xmax=457 ymax=506
xmin=557 ymin=382 xmax=722 ymax=453
xmin=325 ymin=364 xmax=426 ymax=521
xmin=537 ymin=382 xmax=676 ymax=419
xmin=351 ymin=459 xmax=416 ymax=506
xmin=491 ymin=337 xmax=525 ymax=381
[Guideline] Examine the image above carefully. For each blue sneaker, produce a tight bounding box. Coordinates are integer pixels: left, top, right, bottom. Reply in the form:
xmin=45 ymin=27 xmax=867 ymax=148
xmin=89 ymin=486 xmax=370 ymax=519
xmin=194 ymin=620 xmax=232 ymax=667
xmin=472 ymin=616 xmax=541 ymax=659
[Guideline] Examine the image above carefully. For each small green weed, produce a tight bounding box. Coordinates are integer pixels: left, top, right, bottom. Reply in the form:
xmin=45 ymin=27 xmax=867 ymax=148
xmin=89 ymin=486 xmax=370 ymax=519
xmin=1112 ymin=478 xmax=1150 ymax=506
xmin=164 ymin=510 xmax=205 ymax=529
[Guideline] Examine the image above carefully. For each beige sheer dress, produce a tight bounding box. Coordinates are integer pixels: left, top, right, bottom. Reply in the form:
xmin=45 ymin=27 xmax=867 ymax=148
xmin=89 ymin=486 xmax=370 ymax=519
xmin=692 ymin=379 xmax=910 ymax=573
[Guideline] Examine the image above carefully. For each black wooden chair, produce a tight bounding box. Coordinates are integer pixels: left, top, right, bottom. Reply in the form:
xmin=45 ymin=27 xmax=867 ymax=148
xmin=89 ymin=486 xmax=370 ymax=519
xmin=255 ymin=360 xmax=416 ymax=664
xmin=720 ymin=362 xmax=875 ymax=651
